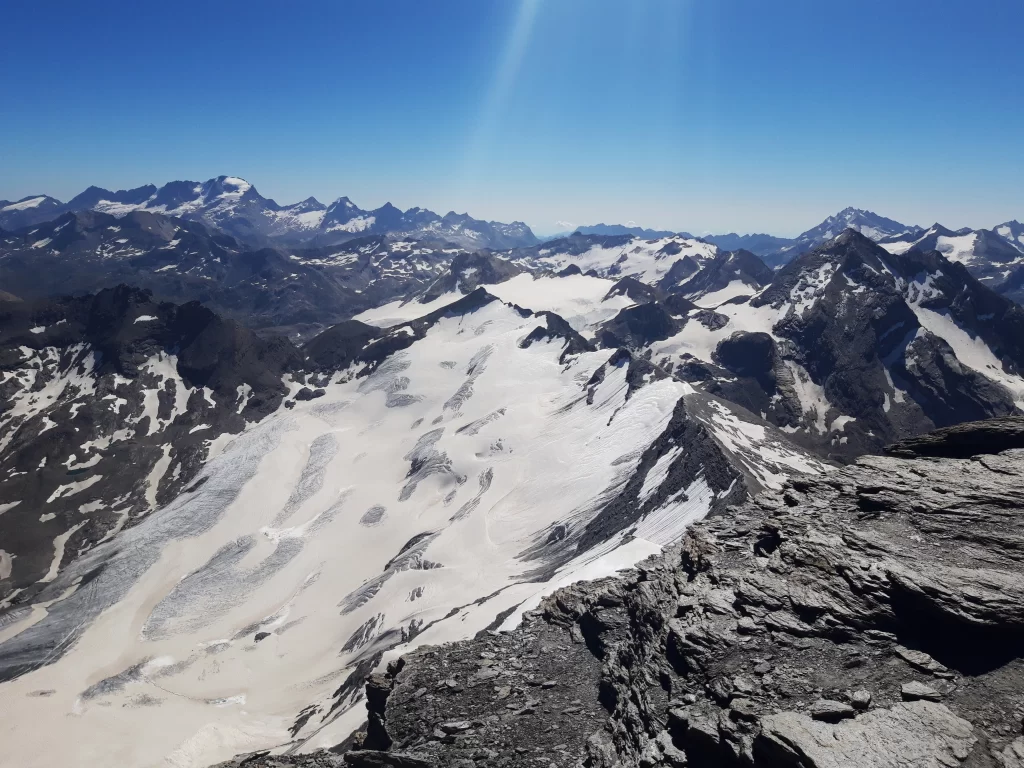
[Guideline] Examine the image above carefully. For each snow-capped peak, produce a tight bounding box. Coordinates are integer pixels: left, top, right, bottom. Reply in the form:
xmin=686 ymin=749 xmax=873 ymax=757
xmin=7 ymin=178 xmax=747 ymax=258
xmin=215 ymin=176 xmax=252 ymax=195
xmin=767 ymin=207 xmax=924 ymax=267
xmin=0 ymin=195 xmax=50 ymax=212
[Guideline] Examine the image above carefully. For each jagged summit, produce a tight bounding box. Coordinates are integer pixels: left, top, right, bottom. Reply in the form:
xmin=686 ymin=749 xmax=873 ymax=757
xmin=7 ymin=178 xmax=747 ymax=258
xmin=0 ymin=176 xmax=540 ymax=250
xmin=764 ymin=207 xmax=924 ymax=267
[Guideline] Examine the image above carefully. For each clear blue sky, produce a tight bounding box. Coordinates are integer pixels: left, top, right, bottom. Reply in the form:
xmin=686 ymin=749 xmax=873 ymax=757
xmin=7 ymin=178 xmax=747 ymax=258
xmin=2 ymin=0 xmax=1021 ymax=236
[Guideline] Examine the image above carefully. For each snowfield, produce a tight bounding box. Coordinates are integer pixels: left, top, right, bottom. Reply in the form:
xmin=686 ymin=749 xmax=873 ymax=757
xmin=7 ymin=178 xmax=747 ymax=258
xmin=1 ymin=196 xmax=49 ymax=212
xmin=533 ymin=236 xmax=718 ymax=284
xmin=12 ymin=222 xmax=1020 ymax=768
xmin=0 ymin=296 xmax=818 ymax=768
xmin=357 ymin=272 xmax=636 ymax=335
xmin=689 ymin=278 xmax=760 ymax=308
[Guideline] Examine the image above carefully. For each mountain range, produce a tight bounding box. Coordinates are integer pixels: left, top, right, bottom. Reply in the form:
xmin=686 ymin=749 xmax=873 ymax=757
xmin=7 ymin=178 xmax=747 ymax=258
xmin=0 ymin=176 xmax=540 ymax=251
xmin=572 ymin=223 xmax=693 ymax=239
xmin=3 ymin=197 xmax=1024 ymax=336
xmin=567 ymin=207 xmax=1024 ymax=273
xmin=1 ymin=177 xmax=1024 ymax=768
xmin=5 ymin=178 xmax=1021 ymax=280
xmin=0 ymin=209 xmax=485 ymax=333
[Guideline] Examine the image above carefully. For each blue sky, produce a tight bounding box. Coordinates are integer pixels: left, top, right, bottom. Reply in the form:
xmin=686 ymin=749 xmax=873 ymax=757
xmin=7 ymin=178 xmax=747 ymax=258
xmin=1 ymin=0 xmax=1021 ymax=236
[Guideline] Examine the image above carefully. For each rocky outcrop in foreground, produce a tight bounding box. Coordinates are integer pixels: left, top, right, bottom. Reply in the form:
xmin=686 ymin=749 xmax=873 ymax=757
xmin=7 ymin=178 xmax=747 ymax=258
xmin=217 ymin=418 xmax=1024 ymax=768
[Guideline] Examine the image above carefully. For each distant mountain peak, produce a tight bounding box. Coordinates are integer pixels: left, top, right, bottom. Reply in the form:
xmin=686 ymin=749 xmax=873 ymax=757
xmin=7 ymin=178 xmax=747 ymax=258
xmin=764 ymin=207 xmax=923 ymax=268
xmin=574 ymin=222 xmax=687 ymax=239
xmin=0 ymin=195 xmax=55 ymax=211
xmin=212 ymin=175 xmax=252 ymax=192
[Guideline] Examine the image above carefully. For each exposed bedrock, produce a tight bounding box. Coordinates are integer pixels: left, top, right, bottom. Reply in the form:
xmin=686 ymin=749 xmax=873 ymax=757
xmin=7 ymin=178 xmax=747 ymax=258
xmin=215 ymin=417 xmax=1024 ymax=768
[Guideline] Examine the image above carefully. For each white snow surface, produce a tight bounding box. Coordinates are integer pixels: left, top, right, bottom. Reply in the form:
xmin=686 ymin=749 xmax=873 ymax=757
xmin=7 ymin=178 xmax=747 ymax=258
xmin=354 ymin=293 xmax=471 ymax=327
xmin=1 ymin=196 xmax=48 ymax=211
xmin=93 ymin=199 xmax=147 ymax=217
xmin=647 ymin=300 xmax=785 ymax=364
xmin=703 ymin=400 xmax=827 ymax=489
xmin=880 ymin=228 xmax=982 ymax=264
xmin=880 ymin=239 xmax=915 ymax=255
xmin=690 ymin=279 xmax=758 ymax=308
xmin=935 ymin=232 xmax=979 ymax=264
xmin=327 ymin=215 xmax=375 ymax=233
xmin=355 ymin=272 xmax=635 ymax=335
xmin=485 ymin=273 xmax=635 ymax=332
xmin=533 ymin=236 xmax=718 ymax=285
xmin=906 ymin=290 xmax=1024 ymax=407
xmin=639 ymin=447 xmax=682 ymax=502
xmin=0 ymin=298 xmax=741 ymax=768
xmin=270 ymin=207 xmax=326 ymax=231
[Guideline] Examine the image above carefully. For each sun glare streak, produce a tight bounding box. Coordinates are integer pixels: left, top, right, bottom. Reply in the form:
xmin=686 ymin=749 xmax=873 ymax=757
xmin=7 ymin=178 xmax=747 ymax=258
xmin=458 ymin=0 xmax=542 ymax=201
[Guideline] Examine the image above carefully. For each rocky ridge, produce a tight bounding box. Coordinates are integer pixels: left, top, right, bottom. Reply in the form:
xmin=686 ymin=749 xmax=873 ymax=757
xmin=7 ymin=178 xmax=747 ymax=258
xmin=217 ymin=417 xmax=1024 ymax=768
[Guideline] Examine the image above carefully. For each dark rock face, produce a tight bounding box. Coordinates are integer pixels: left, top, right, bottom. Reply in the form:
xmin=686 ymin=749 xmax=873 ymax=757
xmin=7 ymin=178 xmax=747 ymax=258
xmin=674 ymin=249 xmax=773 ymax=301
xmin=0 ymin=211 xmax=463 ymax=332
xmin=713 ymin=332 xmax=777 ymax=392
xmin=65 ymin=184 xmax=157 ymax=212
xmin=417 ymin=252 xmax=523 ymax=304
xmin=571 ymin=394 xmax=744 ymax=556
xmin=519 ymin=312 xmax=595 ymax=363
xmin=699 ymin=332 xmax=808 ymax=429
xmin=595 ymin=294 xmax=698 ymax=352
xmin=704 ymin=233 xmax=795 ymax=258
xmin=0 ymin=285 xmax=302 ymax=609
xmin=889 ymin=248 xmax=1024 ymax=372
xmin=597 ymin=303 xmax=683 ymax=349
xmin=587 ymin=230 xmax=1024 ymax=463
xmin=885 ymin=415 xmax=1024 ymax=458
xmin=720 ymin=230 xmax=1024 ymax=458
xmin=304 ymin=321 xmax=383 ymax=372
xmin=0 ymin=195 xmax=65 ymax=230
xmin=603 ymin=277 xmax=665 ymax=305
xmin=655 ymin=256 xmax=702 ymax=292
xmin=245 ymin=417 xmax=1022 ymax=768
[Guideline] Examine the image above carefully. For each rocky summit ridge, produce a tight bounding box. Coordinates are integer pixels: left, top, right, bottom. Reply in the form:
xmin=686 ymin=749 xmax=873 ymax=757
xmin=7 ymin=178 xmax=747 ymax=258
xmin=216 ymin=417 xmax=1024 ymax=768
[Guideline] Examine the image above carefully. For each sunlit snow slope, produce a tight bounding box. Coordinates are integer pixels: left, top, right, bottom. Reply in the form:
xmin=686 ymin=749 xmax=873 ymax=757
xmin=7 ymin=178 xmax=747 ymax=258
xmin=356 ymin=271 xmax=635 ymax=336
xmin=528 ymin=236 xmax=717 ymax=285
xmin=0 ymin=293 xmax=822 ymax=768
